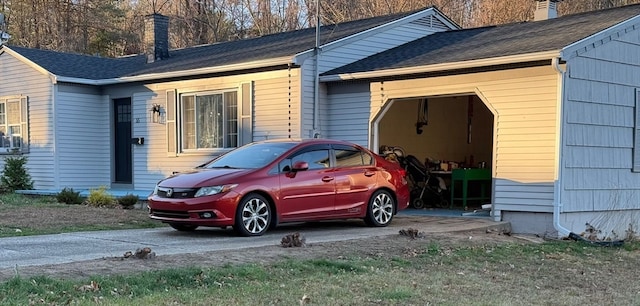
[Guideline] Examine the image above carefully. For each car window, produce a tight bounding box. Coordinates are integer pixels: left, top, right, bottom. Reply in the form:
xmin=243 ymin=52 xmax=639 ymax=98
xmin=204 ymin=142 xmax=296 ymax=169
xmin=334 ymin=147 xmax=373 ymax=167
xmin=280 ymin=149 xmax=330 ymax=172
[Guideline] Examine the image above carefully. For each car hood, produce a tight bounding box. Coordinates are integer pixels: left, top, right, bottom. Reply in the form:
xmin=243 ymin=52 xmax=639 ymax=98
xmin=158 ymin=168 xmax=252 ymax=188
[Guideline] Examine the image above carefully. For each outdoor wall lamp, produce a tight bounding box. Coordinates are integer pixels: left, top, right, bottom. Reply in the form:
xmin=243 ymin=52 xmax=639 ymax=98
xmin=150 ymin=103 xmax=165 ymax=124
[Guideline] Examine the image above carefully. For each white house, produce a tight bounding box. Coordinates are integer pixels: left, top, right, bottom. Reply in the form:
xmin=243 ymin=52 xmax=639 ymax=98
xmin=2 ymin=1 xmax=640 ymax=238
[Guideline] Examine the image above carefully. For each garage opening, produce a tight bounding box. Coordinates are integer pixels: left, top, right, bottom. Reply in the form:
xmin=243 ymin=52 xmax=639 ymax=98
xmin=375 ymin=95 xmax=494 ymax=212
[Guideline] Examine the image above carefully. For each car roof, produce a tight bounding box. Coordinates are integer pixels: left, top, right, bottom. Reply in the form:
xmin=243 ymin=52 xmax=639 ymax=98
xmin=255 ymin=138 xmax=364 ymax=147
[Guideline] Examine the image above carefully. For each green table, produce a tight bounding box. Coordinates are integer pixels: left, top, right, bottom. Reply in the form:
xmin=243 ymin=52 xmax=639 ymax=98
xmin=450 ymin=168 xmax=491 ymax=210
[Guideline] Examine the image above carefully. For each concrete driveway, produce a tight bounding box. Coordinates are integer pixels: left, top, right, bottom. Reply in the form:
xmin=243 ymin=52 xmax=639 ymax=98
xmin=0 ymin=212 xmax=509 ymax=269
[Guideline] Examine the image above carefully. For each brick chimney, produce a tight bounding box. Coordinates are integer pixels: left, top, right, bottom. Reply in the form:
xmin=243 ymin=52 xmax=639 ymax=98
xmin=534 ymin=0 xmax=561 ymax=21
xmin=144 ymin=14 xmax=169 ymax=63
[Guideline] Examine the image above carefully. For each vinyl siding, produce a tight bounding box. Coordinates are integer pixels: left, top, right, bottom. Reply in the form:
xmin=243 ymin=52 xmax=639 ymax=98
xmin=0 ymin=53 xmax=56 ymax=189
xmin=55 ymin=91 xmax=111 ymax=188
xmin=319 ymin=13 xmax=451 ymax=72
xmin=103 ymin=69 xmax=300 ymax=190
xmin=561 ymin=31 xmax=640 ymax=214
xmin=325 ymin=83 xmax=371 ymax=146
xmin=301 ymin=10 xmax=453 ymax=139
xmin=364 ymin=66 xmax=559 ymax=212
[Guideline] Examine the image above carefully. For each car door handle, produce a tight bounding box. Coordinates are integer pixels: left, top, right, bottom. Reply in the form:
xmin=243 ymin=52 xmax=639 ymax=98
xmin=322 ymin=176 xmax=334 ymax=182
xmin=364 ymin=171 xmax=375 ymax=177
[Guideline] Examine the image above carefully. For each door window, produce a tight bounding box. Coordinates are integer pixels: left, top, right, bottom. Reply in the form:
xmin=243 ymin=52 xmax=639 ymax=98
xmin=280 ymin=149 xmax=330 ymax=172
xmin=334 ymin=146 xmax=373 ymax=167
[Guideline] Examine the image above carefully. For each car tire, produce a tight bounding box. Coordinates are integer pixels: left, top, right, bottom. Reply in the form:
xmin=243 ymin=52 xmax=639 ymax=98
xmin=234 ymin=193 xmax=272 ymax=237
xmin=364 ymin=190 xmax=395 ymax=227
xmin=169 ymin=223 xmax=198 ymax=231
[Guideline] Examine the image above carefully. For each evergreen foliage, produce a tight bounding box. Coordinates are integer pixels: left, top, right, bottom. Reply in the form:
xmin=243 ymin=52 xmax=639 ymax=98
xmin=0 ymin=154 xmax=33 ymax=192
xmin=56 ymin=187 xmax=83 ymax=204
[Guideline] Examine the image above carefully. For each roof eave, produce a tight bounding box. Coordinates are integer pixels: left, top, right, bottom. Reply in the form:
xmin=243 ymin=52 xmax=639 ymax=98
xmin=294 ymin=7 xmax=457 ymax=65
xmin=55 ymin=55 xmax=296 ymax=85
xmin=319 ymin=50 xmax=562 ymax=82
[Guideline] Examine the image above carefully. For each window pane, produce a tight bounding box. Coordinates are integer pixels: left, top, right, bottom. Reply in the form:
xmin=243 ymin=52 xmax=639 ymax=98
xmin=197 ymin=94 xmax=223 ymax=149
xmin=0 ymin=126 xmax=6 ymax=147
xmin=0 ymin=103 xmax=5 ymax=125
xmin=292 ymin=150 xmax=330 ymax=170
xmin=335 ymin=149 xmax=364 ymax=167
xmin=183 ymin=96 xmax=196 ymax=150
xmin=225 ymin=92 xmax=238 ymax=148
xmin=7 ymin=101 xmax=19 ymax=125
xmin=182 ymin=91 xmax=240 ymax=150
xmin=8 ymin=126 xmax=20 ymax=149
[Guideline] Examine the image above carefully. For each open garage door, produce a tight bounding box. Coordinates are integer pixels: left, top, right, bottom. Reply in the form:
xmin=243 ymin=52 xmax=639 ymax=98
xmin=374 ymin=95 xmax=494 ymax=211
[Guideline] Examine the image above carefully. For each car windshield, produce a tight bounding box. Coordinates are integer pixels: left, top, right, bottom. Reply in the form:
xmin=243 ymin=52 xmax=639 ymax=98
xmin=204 ymin=142 xmax=297 ymax=169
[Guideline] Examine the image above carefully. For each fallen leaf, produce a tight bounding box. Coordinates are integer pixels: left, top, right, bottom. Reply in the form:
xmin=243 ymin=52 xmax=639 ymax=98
xmin=300 ymin=294 xmax=311 ymax=305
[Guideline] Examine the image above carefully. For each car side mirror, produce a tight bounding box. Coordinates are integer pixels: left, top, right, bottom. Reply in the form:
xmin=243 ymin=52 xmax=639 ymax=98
xmin=292 ymin=161 xmax=309 ymax=172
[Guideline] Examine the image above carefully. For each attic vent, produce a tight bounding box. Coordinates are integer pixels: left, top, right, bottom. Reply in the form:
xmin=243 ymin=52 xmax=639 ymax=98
xmin=409 ymin=15 xmax=449 ymax=31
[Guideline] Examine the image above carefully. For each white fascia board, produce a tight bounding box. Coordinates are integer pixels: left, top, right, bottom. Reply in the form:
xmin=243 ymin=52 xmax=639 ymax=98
xmin=319 ymin=50 xmax=561 ymax=82
xmin=561 ymin=15 xmax=640 ymax=59
xmin=52 ymin=56 xmax=295 ymax=85
xmin=294 ymin=8 xmax=445 ymax=65
xmin=1 ymin=46 xmax=58 ymax=83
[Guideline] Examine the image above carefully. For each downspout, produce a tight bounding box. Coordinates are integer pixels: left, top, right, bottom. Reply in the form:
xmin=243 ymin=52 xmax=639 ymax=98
xmin=312 ymin=3 xmax=321 ymax=139
xmin=552 ymin=56 xmax=571 ymax=237
xmin=553 ymin=57 xmax=624 ymax=246
xmin=50 ymin=75 xmax=59 ymax=190
xmin=313 ymin=47 xmax=320 ymax=138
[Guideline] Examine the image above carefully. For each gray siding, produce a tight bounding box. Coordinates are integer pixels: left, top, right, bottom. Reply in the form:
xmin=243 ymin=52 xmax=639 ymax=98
xmin=55 ymin=91 xmax=111 ymax=188
xmin=561 ymin=29 xmax=640 ymax=214
xmin=103 ymin=69 xmax=298 ymax=191
xmin=319 ymin=14 xmax=450 ymax=72
xmin=301 ymin=10 xmax=453 ymax=140
xmin=325 ymin=83 xmax=371 ymax=145
xmin=0 ymin=53 xmax=56 ymax=189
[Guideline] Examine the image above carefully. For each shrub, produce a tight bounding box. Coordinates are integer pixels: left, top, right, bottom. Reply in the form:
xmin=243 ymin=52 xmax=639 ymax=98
xmin=118 ymin=194 xmax=139 ymax=209
xmin=0 ymin=154 xmax=33 ymax=192
xmin=85 ymin=186 xmax=117 ymax=208
xmin=56 ymin=187 xmax=83 ymax=204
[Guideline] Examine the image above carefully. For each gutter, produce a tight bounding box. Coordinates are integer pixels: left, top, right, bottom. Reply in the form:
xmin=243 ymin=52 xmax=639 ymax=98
xmin=320 ymin=51 xmax=561 ymax=82
xmin=52 ymin=56 xmax=295 ymax=86
xmin=551 ymin=56 xmax=571 ymax=238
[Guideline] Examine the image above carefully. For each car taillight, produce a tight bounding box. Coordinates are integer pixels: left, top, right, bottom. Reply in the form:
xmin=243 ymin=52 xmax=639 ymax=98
xmin=398 ymin=169 xmax=407 ymax=178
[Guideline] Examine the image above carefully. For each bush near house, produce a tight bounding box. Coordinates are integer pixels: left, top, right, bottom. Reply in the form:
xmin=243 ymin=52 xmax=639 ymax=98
xmin=118 ymin=194 xmax=140 ymax=209
xmin=85 ymin=186 xmax=117 ymax=208
xmin=0 ymin=154 xmax=33 ymax=192
xmin=56 ymin=187 xmax=84 ymax=204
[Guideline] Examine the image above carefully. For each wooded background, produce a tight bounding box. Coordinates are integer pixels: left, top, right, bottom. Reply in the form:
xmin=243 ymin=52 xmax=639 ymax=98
xmin=1 ymin=0 xmax=639 ymax=57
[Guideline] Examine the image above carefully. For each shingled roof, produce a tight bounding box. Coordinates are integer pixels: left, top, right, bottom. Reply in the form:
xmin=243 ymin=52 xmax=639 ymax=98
xmin=322 ymin=3 xmax=640 ymax=77
xmin=3 ymin=10 xmax=423 ymax=81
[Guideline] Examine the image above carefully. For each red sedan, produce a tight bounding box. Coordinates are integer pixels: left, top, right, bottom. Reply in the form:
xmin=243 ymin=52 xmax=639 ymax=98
xmin=148 ymin=139 xmax=410 ymax=236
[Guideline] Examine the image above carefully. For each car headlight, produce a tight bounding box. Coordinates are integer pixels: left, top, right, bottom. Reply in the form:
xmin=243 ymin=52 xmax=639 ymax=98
xmin=194 ymin=184 xmax=238 ymax=197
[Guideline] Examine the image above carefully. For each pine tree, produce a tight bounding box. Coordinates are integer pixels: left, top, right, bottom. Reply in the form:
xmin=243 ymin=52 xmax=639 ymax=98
xmin=1 ymin=154 xmax=33 ymax=192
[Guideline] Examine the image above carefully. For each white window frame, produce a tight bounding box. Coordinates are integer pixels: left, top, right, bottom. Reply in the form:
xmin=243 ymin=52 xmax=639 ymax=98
xmin=179 ymin=89 xmax=239 ymax=152
xmin=0 ymin=96 xmax=28 ymax=154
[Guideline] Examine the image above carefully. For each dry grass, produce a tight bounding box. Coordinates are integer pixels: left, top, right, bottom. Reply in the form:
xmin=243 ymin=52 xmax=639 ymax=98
xmin=0 ymin=193 xmax=159 ymax=237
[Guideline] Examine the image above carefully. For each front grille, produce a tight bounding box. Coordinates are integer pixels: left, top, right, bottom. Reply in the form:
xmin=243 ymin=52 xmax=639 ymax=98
xmin=151 ymin=209 xmax=189 ymax=219
xmin=157 ymin=187 xmax=198 ymax=198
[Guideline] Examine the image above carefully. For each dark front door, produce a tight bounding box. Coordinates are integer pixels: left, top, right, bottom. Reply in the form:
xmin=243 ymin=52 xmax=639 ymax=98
xmin=114 ymin=98 xmax=132 ymax=183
